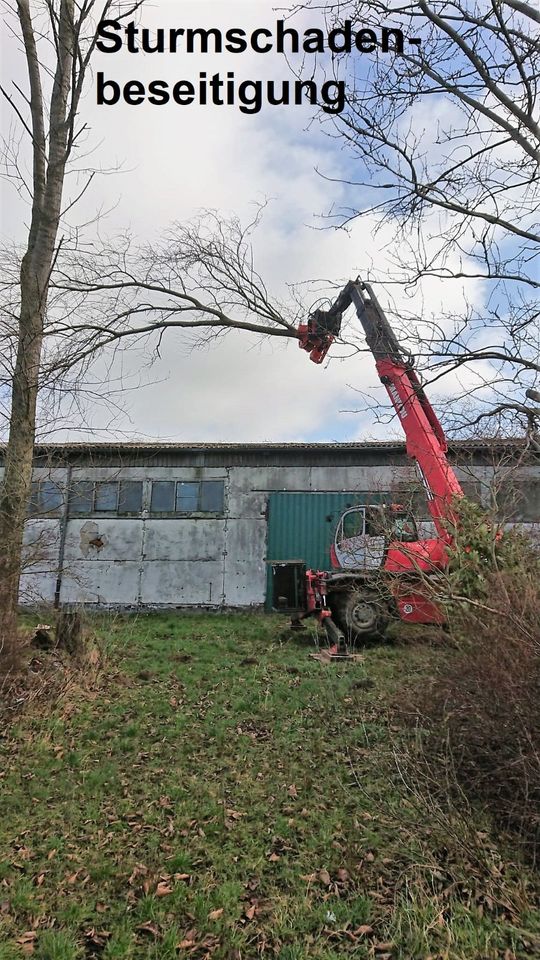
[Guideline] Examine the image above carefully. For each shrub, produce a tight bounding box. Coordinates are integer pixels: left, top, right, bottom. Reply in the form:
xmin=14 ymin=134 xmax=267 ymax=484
xmin=445 ymin=496 xmax=537 ymax=600
xmin=415 ymin=501 xmax=540 ymax=859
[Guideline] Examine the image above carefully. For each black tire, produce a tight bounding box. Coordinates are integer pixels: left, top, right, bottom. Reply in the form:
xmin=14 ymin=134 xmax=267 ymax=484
xmin=331 ymin=588 xmax=389 ymax=643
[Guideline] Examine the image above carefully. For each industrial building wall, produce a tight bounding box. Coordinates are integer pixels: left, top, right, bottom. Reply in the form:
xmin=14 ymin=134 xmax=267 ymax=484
xmin=1 ymin=454 xmax=537 ymax=609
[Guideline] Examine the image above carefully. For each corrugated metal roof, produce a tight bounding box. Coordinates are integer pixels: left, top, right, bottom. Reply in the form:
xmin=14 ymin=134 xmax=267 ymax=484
xmin=5 ymin=441 xmax=405 ymax=451
xmin=24 ymin=442 xmax=415 ymax=469
xmin=0 ymin=439 xmax=531 ymax=470
xmin=0 ymin=438 xmax=529 ymax=452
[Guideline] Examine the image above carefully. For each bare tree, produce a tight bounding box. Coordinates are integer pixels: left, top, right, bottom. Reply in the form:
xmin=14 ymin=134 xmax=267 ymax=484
xmin=0 ymin=0 xmax=299 ymax=653
xmin=48 ymin=210 xmax=299 ymax=371
xmin=292 ymin=1 xmax=540 ymax=440
xmin=0 ymin=1 xmax=150 ymax=649
xmin=0 ymin=20 xmax=300 ymax=662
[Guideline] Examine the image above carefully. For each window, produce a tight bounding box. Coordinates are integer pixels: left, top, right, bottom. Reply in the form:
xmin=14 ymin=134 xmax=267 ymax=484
xmin=393 ymin=516 xmax=418 ymax=543
xmin=69 ymin=480 xmax=143 ymax=516
xmin=390 ymin=485 xmax=430 ymax=520
xmin=200 ymin=480 xmax=225 ymax=512
xmin=151 ymin=481 xmax=175 ymax=512
xmin=150 ymin=480 xmax=225 ymax=514
xmin=409 ymin=488 xmax=430 ymax=520
xmin=118 ymin=481 xmax=143 ymax=514
xmin=342 ymin=509 xmax=364 ymax=538
xmin=176 ymin=481 xmax=198 ymax=512
xmin=365 ymin=507 xmax=386 ymax=537
xmin=94 ymin=482 xmax=118 ymax=512
xmin=70 ymin=481 xmax=94 ymax=514
xmin=28 ymin=480 xmax=64 ymax=516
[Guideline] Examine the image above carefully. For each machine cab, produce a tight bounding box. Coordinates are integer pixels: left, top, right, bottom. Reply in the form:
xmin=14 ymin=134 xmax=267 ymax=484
xmin=331 ymin=504 xmax=418 ymax=570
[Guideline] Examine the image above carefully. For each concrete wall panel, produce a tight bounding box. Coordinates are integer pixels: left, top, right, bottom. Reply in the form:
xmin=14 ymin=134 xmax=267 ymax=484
xmin=226 ymin=465 xmax=420 ymax=517
xmin=309 ymin=465 xmax=415 ymax=492
xmin=227 ymin=467 xmax=312 ymax=516
xmin=70 ymin=467 xmax=227 ymax=482
xmin=19 ymin=572 xmax=57 ymax=604
xmin=144 ymin=519 xmax=225 ymax=561
xmin=226 ymin=519 xmax=267 ymax=564
xmin=29 ymin=467 xmax=69 ymax=483
xmin=139 ymin=561 xmax=223 ymax=605
xmin=60 ymin=561 xmax=141 ymax=604
xmin=224 ymin=561 xmax=266 ymax=606
xmin=63 ymin=519 xmax=144 ymax=561
xmin=23 ymin=519 xmax=61 ymax=562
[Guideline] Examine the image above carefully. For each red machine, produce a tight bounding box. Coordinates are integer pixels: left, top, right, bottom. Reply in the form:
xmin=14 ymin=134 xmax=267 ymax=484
xmin=297 ymin=280 xmax=463 ymax=642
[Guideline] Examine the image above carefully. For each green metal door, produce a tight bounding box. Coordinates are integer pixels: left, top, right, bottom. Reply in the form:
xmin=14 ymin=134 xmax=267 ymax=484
xmin=266 ymin=491 xmax=386 ymax=607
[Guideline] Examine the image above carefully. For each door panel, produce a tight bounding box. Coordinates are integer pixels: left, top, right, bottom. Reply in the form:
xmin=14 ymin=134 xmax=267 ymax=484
xmin=333 ymin=507 xmax=386 ymax=569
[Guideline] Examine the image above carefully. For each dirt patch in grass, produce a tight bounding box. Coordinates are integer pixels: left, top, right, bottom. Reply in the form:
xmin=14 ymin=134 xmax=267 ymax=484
xmin=0 ymin=618 xmax=117 ymax=725
xmin=0 ymin=613 xmax=538 ymax=960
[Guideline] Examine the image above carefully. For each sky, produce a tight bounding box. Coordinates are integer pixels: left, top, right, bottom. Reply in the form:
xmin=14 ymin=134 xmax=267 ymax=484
xmin=0 ymin=0 xmax=487 ymax=443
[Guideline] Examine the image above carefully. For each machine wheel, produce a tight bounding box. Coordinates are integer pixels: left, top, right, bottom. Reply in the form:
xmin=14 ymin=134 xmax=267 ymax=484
xmin=331 ymin=588 xmax=389 ymax=643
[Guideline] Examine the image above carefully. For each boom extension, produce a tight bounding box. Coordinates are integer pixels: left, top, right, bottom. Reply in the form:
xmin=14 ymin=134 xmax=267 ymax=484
xmin=298 ymin=280 xmax=463 ymax=537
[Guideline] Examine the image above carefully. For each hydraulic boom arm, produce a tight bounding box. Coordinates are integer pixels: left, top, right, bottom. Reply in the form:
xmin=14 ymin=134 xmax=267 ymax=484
xmin=298 ymin=280 xmax=463 ymax=540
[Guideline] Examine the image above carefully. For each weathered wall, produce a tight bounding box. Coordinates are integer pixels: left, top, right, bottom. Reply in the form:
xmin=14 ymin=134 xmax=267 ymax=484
xmin=0 ymin=443 xmax=536 ymax=609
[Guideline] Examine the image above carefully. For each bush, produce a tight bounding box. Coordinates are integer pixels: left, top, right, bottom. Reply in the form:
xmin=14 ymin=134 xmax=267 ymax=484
xmin=415 ymin=502 xmax=540 ymax=860
xmin=445 ymin=496 xmax=536 ymax=600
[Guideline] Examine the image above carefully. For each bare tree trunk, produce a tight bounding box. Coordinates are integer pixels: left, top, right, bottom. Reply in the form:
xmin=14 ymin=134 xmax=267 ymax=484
xmin=0 ymin=267 xmax=44 ymax=645
xmin=0 ymin=0 xmax=74 ymax=652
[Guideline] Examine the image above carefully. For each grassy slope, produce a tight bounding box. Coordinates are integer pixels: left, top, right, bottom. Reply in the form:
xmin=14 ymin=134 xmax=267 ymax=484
xmin=0 ymin=614 xmax=538 ymax=960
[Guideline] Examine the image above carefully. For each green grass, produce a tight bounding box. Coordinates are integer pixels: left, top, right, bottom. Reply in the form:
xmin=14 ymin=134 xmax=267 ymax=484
xmin=1 ymin=614 xmax=538 ymax=959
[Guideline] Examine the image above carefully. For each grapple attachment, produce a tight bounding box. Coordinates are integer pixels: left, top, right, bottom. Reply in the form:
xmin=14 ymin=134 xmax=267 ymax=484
xmin=298 ymin=307 xmax=344 ymax=364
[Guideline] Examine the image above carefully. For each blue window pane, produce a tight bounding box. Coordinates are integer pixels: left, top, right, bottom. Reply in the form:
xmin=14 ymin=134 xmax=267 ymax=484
xmin=40 ymin=481 xmax=63 ymax=514
xmin=200 ymin=481 xmax=224 ymax=513
xmin=118 ymin=481 xmax=143 ymax=514
xmin=176 ymin=481 xmax=199 ymax=512
xmin=151 ymin=481 xmax=175 ymax=512
xmin=95 ymin=482 xmax=118 ymax=512
xmin=70 ymin=482 xmax=94 ymax=514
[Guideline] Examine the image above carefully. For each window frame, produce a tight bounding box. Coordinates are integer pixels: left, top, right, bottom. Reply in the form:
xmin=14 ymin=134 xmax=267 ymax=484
xmin=68 ymin=479 xmax=144 ymax=517
xmin=150 ymin=479 xmax=225 ymax=516
xmin=150 ymin=480 xmax=175 ymax=513
xmin=27 ymin=479 xmax=65 ymax=517
xmin=118 ymin=480 xmax=144 ymax=515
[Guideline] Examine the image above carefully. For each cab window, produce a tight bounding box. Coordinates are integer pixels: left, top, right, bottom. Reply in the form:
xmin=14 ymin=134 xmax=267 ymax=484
xmin=342 ymin=510 xmax=364 ymax=538
xmin=393 ymin=516 xmax=417 ymax=542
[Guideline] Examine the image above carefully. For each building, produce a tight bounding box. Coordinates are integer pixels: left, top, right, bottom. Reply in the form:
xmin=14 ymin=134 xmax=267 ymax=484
xmin=1 ymin=441 xmax=538 ymax=609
